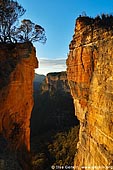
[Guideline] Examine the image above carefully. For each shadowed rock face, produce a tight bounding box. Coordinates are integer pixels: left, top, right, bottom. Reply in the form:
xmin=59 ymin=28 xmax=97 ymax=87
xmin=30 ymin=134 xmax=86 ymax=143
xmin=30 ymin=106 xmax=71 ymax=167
xmin=67 ymin=16 xmax=113 ymax=169
xmin=0 ymin=42 xmax=38 ymax=152
xmin=31 ymin=71 xmax=79 ymax=136
xmin=31 ymin=71 xmax=79 ymax=170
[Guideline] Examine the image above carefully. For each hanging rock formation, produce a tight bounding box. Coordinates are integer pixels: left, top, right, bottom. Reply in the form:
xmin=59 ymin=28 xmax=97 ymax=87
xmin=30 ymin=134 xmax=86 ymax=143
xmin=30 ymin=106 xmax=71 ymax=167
xmin=67 ymin=15 xmax=113 ymax=169
xmin=0 ymin=42 xmax=38 ymax=152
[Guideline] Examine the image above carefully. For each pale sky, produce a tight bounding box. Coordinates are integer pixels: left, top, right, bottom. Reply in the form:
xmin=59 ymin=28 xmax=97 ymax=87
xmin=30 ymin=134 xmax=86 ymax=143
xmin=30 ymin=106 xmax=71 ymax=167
xmin=18 ymin=0 xmax=113 ymax=75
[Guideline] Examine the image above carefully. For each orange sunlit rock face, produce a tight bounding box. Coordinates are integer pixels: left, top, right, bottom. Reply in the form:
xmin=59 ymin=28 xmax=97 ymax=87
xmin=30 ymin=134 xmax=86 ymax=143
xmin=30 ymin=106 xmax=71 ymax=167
xmin=0 ymin=42 xmax=38 ymax=151
xmin=67 ymin=16 xmax=113 ymax=169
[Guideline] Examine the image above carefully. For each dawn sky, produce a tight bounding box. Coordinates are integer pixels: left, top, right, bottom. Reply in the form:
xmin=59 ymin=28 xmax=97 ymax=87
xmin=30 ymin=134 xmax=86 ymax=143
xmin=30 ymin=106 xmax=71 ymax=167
xmin=18 ymin=0 xmax=113 ymax=75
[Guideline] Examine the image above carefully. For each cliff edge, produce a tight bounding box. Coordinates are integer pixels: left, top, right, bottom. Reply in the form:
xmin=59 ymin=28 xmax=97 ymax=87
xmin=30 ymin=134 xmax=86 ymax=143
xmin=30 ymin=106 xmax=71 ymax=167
xmin=41 ymin=71 xmax=70 ymax=94
xmin=67 ymin=15 xmax=113 ymax=169
xmin=0 ymin=42 xmax=38 ymax=153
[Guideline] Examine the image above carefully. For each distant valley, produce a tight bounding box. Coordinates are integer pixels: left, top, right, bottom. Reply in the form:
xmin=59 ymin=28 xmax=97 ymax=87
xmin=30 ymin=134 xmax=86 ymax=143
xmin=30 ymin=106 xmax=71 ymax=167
xmin=30 ymin=72 xmax=79 ymax=169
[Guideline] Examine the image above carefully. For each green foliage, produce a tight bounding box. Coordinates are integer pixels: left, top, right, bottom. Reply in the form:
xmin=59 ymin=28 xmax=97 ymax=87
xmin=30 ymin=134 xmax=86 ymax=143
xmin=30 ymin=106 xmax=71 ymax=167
xmin=16 ymin=19 xmax=47 ymax=43
xmin=0 ymin=0 xmax=25 ymax=43
xmin=48 ymin=126 xmax=79 ymax=166
xmin=77 ymin=12 xmax=113 ymax=30
xmin=31 ymin=125 xmax=79 ymax=170
xmin=31 ymin=73 xmax=79 ymax=169
xmin=32 ymin=153 xmax=48 ymax=170
xmin=0 ymin=0 xmax=46 ymax=43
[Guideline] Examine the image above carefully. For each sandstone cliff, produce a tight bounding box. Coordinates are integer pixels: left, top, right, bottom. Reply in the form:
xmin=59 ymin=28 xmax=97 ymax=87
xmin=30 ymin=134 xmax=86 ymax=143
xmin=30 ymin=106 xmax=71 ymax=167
xmin=0 ymin=42 xmax=38 ymax=153
xmin=41 ymin=71 xmax=70 ymax=94
xmin=31 ymin=71 xmax=79 ymax=136
xmin=67 ymin=15 xmax=113 ymax=169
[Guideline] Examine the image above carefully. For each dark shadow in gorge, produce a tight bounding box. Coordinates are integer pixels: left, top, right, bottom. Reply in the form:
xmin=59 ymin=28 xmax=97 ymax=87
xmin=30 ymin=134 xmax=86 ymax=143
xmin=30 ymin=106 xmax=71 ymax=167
xmin=30 ymin=73 xmax=79 ymax=170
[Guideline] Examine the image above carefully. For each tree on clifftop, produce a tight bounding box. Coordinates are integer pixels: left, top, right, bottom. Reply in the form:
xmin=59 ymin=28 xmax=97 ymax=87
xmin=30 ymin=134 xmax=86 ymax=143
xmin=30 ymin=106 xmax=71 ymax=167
xmin=0 ymin=0 xmax=46 ymax=43
xmin=0 ymin=0 xmax=25 ymax=43
xmin=16 ymin=19 xmax=46 ymax=43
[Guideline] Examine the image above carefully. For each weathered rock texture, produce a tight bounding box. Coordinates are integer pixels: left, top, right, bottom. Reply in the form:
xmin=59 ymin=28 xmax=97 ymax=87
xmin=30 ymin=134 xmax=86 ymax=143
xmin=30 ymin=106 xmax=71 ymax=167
xmin=0 ymin=42 xmax=38 ymax=152
xmin=31 ymin=71 xmax=79 ymax=136
xmin=67 ymin=16 xmax=113 ymax=169
xmin=41 ymin=71 xmax=70 ymax=94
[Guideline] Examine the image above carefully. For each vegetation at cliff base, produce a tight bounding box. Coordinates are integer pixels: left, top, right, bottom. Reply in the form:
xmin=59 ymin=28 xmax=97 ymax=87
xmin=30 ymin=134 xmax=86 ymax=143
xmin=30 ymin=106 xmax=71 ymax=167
xmin=31 ymin=74 xmax=80 ymax=170
xmin=31 ymin=125 xmax=79 ymax=170
xmin=0 ymin=0 xmax=46 ymax=43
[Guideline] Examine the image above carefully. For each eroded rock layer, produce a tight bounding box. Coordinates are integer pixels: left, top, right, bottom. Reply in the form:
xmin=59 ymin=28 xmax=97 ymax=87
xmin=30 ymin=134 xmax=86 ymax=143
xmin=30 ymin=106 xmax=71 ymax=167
xmin=41 ymin=71 xmax=70 ymax=94
xmin=67 ymin=16 xmax=113 ymax=169
xmin=0 ymin=42 xmax=38 ymax=151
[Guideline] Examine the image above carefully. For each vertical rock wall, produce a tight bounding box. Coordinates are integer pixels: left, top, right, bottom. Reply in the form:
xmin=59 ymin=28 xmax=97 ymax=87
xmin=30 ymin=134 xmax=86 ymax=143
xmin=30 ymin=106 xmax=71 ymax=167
xmin=67 ymin=16 xmax=113 ymax=169
xmin=41 ymin=71 xmax=70 ymax=94
xmin=0 ymin=42 xmax=38 ymax=151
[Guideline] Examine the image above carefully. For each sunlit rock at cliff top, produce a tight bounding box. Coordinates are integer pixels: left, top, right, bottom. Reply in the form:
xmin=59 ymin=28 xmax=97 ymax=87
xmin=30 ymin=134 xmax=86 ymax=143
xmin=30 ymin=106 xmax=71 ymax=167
xmin=67 ymin=15 xmax=113 ymax=169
